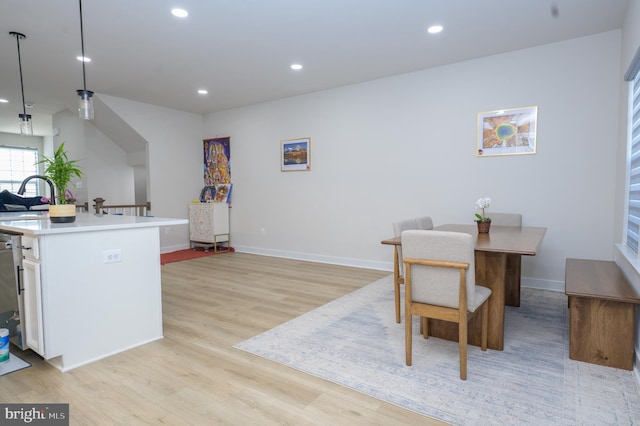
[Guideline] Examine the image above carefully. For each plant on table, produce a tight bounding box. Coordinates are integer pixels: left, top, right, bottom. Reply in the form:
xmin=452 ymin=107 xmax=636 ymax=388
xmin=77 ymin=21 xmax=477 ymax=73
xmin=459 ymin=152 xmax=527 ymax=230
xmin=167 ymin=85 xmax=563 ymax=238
xmin=38 ymin=142 xmax=83 ymax=204
xmin=474 ymin=197 xmax=491 ymax=222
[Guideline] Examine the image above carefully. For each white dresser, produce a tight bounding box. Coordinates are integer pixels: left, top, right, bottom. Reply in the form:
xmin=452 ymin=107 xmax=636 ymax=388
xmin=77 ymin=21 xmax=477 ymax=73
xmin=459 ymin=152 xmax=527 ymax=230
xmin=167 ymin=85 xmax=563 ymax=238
xmin=189 ymin=202 xmax=230 ymax=252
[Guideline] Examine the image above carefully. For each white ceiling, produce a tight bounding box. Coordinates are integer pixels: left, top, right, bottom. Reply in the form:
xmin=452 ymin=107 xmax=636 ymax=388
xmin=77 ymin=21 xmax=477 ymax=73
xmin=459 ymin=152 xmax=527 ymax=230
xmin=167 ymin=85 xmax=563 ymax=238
xmin=0 ymin=0 xmax=631 ymax=136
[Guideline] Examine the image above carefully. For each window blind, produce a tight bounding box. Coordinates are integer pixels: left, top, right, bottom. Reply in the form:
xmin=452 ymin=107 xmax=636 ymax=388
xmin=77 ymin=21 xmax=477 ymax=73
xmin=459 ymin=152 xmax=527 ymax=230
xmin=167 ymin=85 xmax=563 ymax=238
xmin=627 ymin=72 xmax=640 ymax=252
xmin=0 ymin=146 xmax=39 ymax=196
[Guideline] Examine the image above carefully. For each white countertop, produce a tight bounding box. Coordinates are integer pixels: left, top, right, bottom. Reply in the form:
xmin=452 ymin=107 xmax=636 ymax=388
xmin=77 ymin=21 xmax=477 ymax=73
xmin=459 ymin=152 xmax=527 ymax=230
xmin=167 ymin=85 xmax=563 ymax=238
xmin=0 ymin=212 xmax=188 ymax=235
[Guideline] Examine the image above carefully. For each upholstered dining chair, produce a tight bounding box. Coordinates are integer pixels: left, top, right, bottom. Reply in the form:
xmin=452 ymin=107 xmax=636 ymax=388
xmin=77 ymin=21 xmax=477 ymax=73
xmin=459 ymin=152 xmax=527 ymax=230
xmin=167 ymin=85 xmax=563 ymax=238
xmin=392 ymin=216 xmax=434 ymax=323
xmin=489 ymin=212 xmax=522 ymax=227
xmin=401 ymin=230 xmax=492 ymax=380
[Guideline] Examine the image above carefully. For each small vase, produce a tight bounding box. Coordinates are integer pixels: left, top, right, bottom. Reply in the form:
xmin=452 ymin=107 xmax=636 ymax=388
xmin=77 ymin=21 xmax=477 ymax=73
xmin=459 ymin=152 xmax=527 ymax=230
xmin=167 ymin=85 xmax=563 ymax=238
xmin=476 ymin=220 xmax=491 ymax=233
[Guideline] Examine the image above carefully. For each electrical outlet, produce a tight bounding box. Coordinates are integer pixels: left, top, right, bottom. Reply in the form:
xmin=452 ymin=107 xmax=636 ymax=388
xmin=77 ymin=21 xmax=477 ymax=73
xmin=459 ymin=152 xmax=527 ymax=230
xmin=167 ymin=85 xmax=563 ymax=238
xmin=103 ymin=249 xmax=122 ymax=264
xmin=259 ymin=227 xmax=266 ymax=237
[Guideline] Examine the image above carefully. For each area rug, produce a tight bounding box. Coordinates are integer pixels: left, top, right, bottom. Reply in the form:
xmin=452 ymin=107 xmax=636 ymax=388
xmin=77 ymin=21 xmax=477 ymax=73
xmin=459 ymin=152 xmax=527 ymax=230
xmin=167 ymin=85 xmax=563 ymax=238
xmin=0 ymin=352 xmax=30 ymax=376
xmin=235 ymin=276 xmax=640 ymax=425
xmin=160 ymin=247 xmax=234 ymax=265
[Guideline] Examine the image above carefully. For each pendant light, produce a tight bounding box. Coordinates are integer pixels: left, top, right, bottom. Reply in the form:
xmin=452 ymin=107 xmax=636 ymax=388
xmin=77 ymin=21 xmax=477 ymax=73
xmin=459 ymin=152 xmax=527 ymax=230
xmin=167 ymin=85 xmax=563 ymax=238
xmin=9 ymin=31 xmax=33 ymax=136
xmin=76 ymin=0 xmax=94 ymax=120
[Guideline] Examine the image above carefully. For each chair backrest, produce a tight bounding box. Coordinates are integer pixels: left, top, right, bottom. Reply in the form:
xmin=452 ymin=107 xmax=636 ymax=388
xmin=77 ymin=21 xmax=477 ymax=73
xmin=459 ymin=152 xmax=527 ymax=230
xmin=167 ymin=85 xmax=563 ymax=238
xmin=401 ymin=230 xmax=476 ymax=310
xmin=393 ymin=216 xmax=434 ymax=236
xmin=489 ymin=213 xmax=522 ymax=226
xmin=416 ymin=216 xmax=434 ymax=230
xmin=393 ymin=218 xmax=418 ymax=237
xmin=393 ymin=217 xmax=434 ymax=275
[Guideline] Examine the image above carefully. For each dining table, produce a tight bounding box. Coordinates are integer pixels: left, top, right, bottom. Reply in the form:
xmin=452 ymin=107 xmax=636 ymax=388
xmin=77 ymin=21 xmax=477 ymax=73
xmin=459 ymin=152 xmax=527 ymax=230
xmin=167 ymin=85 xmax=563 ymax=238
xmin=381 ymin=223 xmax=546 ymax=350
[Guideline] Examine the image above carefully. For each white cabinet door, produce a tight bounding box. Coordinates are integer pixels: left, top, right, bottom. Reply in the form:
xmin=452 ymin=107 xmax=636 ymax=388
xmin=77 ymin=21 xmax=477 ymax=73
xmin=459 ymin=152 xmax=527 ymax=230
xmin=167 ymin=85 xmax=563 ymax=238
xmin=22 ymin=258 xmax=44 ymax=356
xmin=189 ymin=203 xmax=229 ymax=243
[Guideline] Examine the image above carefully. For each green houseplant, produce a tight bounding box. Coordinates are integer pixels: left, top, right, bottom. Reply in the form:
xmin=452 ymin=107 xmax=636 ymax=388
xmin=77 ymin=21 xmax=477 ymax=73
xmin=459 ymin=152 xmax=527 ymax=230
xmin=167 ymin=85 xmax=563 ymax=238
xmin=38 ymin=142 xmax=83 ymax=222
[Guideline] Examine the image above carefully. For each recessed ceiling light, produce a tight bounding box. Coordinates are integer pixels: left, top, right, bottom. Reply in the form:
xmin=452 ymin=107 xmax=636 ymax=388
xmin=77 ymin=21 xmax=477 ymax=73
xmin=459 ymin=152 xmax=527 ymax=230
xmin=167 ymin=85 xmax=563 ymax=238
xmin=171 ymin=8 xmax=188 ymax=18
xmin=77 ymin=56 xmax=91 ymax=62
xmin=427 ymin=25 xmax=443 ymax=34
xmin=0 ymin=99 xmax=8 ymax=103
xmin=291 ymin=64 xmax=303 ymax=70
xmin=198 ymin=89 xmax=208 ymax=95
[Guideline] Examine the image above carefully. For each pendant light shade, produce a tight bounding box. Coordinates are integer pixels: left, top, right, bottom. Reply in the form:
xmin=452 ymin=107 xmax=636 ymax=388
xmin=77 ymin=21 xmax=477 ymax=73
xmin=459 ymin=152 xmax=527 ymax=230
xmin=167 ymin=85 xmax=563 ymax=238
xmin=76 ymin=0 xmax=94 ymax=120
xmin=10 ymin=31 xmax=33 ymax=136
xmin=77 ymin=89 xmax=94 ymax=120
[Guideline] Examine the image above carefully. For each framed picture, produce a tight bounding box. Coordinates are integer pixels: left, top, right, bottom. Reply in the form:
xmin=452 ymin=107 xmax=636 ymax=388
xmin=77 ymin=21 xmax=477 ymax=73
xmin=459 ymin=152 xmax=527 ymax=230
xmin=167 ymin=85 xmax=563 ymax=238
xmin=214 ymin=183 xmax=232 ymax=203
xmin=477 ymin=106 xmax=537 ymax=157
xmin=203 ymin=137 xmax=231 ymax=185
xmin=281 ymin=137 xmax=311 ymax=171
xmin=199 ymin=185 xmax=216 ymax=202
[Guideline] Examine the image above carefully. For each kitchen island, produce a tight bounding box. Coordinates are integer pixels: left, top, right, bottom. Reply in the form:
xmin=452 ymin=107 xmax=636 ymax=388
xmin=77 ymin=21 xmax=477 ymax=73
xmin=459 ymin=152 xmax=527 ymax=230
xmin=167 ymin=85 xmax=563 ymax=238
xmin=0 ymin=212 xmax=188 ymax=372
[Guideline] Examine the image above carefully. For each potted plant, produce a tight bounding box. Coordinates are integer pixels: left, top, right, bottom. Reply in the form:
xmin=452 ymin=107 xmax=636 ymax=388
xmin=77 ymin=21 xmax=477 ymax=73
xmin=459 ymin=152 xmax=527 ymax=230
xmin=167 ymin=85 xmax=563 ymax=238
xmin=38 ymin=143 xmax=83 ymax=223
xmin=474 ymin=197 xmax=491 ymax=233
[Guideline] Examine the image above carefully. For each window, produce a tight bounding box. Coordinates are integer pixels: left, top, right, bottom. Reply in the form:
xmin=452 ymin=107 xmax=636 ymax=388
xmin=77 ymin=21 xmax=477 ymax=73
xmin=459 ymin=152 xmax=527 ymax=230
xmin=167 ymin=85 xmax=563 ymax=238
xmin=627 ymin=70 xmax=640 ymax=252
xmin=0 ymin=146 xmax=39 ymax=197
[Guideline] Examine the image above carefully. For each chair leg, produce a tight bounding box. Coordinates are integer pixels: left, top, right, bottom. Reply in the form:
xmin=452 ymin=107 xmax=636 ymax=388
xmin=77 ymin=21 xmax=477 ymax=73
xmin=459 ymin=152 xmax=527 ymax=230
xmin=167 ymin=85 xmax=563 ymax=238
xmin=394 ymin=278 xmax=401 ymax=323
xmin=394 ymin=246 xmax=401 ymax=323
xmin=421 ymin=317 xmax=429 ymax=339
xmin=405 ymin=312 xmax=412 ymax=366
xmin=459 ymin=318 xmax=468 ymax=380
xmin=481 ymin=302 xmax=488 ymax=352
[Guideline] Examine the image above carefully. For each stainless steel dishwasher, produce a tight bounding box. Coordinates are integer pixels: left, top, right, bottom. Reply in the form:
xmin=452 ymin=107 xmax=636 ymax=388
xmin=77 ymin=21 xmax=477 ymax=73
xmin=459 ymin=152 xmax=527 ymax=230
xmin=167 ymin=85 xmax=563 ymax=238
xmin=0 ymin=231 xmax=27 ymax=350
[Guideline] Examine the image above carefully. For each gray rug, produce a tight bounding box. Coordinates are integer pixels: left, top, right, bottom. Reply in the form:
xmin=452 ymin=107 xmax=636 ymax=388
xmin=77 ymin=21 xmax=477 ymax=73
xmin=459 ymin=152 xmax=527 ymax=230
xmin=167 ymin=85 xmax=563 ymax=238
xmin=0 ymin=351 xmax=30 ymax=376
xmin=235 ymin=275 xmax=640 ymax=425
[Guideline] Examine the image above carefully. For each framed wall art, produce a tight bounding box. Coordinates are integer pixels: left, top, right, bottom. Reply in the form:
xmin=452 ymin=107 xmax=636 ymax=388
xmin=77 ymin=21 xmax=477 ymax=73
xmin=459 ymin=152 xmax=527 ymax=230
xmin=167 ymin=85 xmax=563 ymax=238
xmin=199 ymin=185 xmax=216 ymax=202
xmin=281 ymin=137 xmax=311 ymax=171
xmin=214 ymin=183 xmax=232 ymax=203
xmin=203 ymin=137 xmax=231 ymax=184
xmin=476 ymin=106 xmax=537 ymax=157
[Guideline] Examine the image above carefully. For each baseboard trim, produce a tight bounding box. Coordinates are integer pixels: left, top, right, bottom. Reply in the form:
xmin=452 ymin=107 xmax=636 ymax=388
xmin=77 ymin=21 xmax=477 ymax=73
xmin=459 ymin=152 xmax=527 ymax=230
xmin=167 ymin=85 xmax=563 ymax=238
xmin=234 ymin=245 xmax=390 ymax=271
xmin=235 ymin=245 xmax=566 ymax=289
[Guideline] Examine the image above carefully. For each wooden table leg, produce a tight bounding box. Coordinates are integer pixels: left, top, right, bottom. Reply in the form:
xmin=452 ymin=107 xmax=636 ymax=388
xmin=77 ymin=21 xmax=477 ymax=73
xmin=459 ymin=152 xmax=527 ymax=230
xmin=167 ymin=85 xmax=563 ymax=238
xmin=505 ymin=254 xmax=521 ymax=307
xmin=424 ymin=251 xmax=507 ymax=350
xmin=473 ymin=251 xmax=507 ymax=350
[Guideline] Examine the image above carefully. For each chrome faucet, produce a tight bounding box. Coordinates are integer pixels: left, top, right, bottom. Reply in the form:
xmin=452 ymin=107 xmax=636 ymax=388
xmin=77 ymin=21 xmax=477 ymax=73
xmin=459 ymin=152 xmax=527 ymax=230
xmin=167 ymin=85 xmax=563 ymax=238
xmin=17 ymin=175 xmax=56 ymax=204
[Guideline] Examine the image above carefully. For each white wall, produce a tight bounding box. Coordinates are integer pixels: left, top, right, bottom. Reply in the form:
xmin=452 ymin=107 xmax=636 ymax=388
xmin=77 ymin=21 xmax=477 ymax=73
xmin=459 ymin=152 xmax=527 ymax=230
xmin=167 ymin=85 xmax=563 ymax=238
xmin=53 ymin=110 xmax=136 ymax=206
xmin=52 ymin=111 xmax=88 ymax=203
xmin=85 ymin=126 xmax=135 ymax=206
xmin=97 ymin=94 xmax=203 ymax=251
xmin=0 ymin=132 xmax=43 ymax=152
xmin=203 ymin=30 xmax=622 ymax=288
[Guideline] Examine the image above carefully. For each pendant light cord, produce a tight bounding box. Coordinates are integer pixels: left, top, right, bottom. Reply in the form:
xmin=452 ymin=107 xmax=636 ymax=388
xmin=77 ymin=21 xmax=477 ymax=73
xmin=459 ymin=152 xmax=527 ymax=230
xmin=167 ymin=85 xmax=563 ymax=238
xmin=79 ymin=0 xmax=87 ymax=90
xmin=12 ymin=32 xmax=27 ymax=117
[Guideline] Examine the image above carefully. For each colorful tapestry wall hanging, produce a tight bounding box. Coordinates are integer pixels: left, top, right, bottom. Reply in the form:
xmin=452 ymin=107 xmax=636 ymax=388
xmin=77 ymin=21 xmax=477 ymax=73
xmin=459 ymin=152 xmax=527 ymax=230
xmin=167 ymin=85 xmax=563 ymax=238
xmin=203 ymin=137 xmax=231 ymax=185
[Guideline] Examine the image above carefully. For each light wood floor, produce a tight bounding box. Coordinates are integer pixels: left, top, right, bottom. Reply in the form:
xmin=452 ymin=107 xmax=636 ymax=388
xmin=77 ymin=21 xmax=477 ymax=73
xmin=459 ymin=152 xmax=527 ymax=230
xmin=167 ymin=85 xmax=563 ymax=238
xmin=0 ymin=253 xmax=447 ymax=425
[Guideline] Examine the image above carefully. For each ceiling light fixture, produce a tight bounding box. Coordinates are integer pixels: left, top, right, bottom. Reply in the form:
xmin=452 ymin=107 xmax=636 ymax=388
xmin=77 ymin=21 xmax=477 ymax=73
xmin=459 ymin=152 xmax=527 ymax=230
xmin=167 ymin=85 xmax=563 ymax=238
xmin=427 ymin=25 xmax=443 ymax=34
xmin=291 ymin=64 xmax=303 ymax=70
xmin=197 ymin=89 xmax=208 ymax=95
xmin=9 ymin=31 xmax=32 ymax=136
xmin=171 ymin=8 xmax=188 ymax=18
xmin=0 ymin=99 xmax=9 ymax=104
xmin=76 ymin=0 xmax=94 ymax=120
xmin=76 ymin=56 xmax=91 ymax=62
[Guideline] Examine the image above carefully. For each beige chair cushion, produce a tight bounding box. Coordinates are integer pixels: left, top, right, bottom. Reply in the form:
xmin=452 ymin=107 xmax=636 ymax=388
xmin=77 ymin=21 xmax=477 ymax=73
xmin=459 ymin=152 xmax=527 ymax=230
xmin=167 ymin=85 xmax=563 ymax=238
xmin=401 ymin=230 xmax=489 ymax=312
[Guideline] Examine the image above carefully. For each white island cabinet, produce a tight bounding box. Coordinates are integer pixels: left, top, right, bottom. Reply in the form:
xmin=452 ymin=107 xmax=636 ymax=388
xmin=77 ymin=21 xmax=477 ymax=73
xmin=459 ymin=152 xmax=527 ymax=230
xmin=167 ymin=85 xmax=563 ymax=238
xmin=0 ymin=212 xmax=187 ymax=372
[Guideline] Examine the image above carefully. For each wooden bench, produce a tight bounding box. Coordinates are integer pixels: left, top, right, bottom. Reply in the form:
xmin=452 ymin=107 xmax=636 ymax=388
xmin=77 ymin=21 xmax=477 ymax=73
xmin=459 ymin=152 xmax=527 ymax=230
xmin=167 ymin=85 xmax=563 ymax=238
xmin=565 ymin=258 xmax=640 ymax=370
